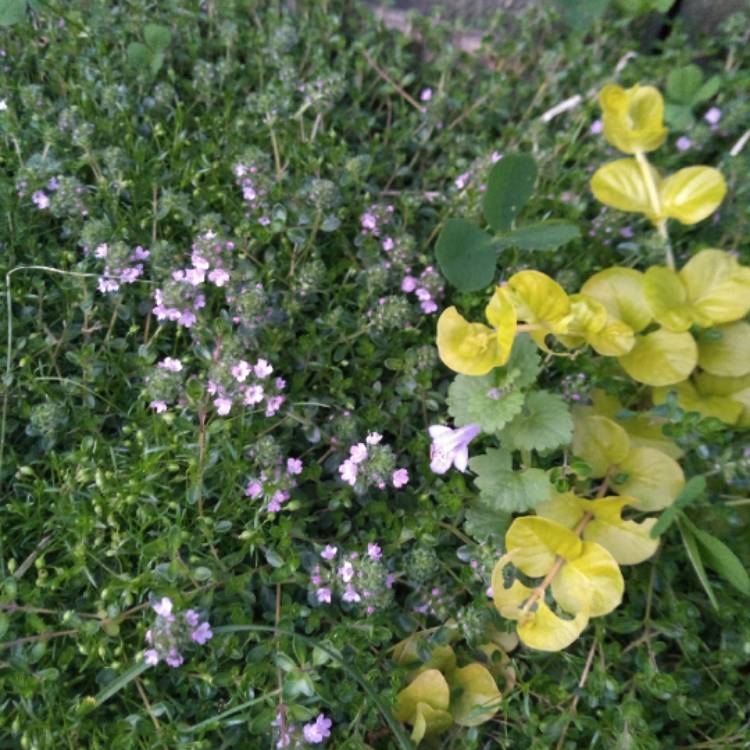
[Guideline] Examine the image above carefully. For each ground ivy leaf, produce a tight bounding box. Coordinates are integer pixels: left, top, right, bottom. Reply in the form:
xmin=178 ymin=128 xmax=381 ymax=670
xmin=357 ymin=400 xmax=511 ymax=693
xmin=469 ymin=450 xmax=552 ymax=513
xmin=464 ymin=502 xmax=512 ymax=541
xmin=501 ymin=391 xmax=573 ymax=452
xmin=499 ymin=333 xmax=541 ymax=389
xmin=448 ymin=375 xmax=525 ymax=434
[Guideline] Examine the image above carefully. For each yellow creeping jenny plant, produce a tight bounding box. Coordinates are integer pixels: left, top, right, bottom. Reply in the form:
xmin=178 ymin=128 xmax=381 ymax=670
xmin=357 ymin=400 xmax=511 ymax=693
xmin=431 ymin=82 xmax=750 ymax=656
xmin=592 ymin=83 xmax=726 ymax=242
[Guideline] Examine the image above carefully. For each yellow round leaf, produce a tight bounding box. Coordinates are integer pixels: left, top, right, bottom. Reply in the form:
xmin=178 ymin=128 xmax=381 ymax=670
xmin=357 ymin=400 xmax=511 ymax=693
xmin=613 ymin=446 xmax=685 ymax=511
xmin=572 ymin=414 xmax=631 ymax=478
xmin=679 ymin=249 xmax=750 ymax=325
xmin=599 ymin=83 xmax=668 ymax=154
xmin=581 ymin=267 xmax=652 ymax=333
xmin=590 ymin=158 xmax=657 ymax=219
xmin=643 ymin=266 xmax=694 ymax=332
xmin=491 ymin=555 xmax=535 ymax=621
xmin=660 ymin=166 xmax=727 ymax=225
xmin=586 ymin=318 xmax=635 ymax=356
xmin=583 ymin=496 xmax=659 ymax=565
xmin=505 ymin=516 xmax=583 ymax=577
xmin=449 ymin=663 xmax=502 ymax=727
xmin=552 ymin=541 xmax=624 ymax=617
xmin=698 ymin=322 xmax=750 ymax=378
xmin=618 ymin=329 xmax=697 ymax=386
xmin=485 ymin=286 xmax=518 ymax=363
xmin=507 ymin=271 xmax=570 ymax=332
xmin=436 ymin=307 xmax=508 ymax=376
xmin=516 ymin=600 xmax=589 ymax=652
xmin=395 ymin=669 xmax=450 ymax=729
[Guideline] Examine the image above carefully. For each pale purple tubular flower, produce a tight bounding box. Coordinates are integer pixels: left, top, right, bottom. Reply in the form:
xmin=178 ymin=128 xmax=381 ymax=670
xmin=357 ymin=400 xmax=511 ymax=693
xmin=676 ymin=136 xmax=693 ymax=152
xmin=32 ymin=190 xmax=50 ymax=209
xmin=428 ymin=423 xmax=481 ymax=474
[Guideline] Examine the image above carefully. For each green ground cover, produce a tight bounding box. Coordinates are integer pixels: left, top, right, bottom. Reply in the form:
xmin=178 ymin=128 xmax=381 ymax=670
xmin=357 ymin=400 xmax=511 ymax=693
xmin=1 ymin=1 xmax=749 ymax=748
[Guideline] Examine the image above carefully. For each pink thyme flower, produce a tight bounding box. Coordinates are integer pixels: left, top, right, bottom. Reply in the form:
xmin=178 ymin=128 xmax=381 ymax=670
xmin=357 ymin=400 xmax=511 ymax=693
xmin=321 ymin=545 xmax=337 ymax=560
xmin=231 ymin=360 xmax=252 ymax=382
xmin=152 ymin=597 xmax=173 ymax=619
xmin=184 ymin=610 xmax=200 ymax=627
xmin=590 ymin=119 xmax=603 ymax=135
xmin=32 ymin=190 xmax=50 ymax=209
xmin=144 ymin=649 xmax=160 ymax=666
xmin=265 ymin=395 xmax=285 ymax=416
xmin=338 ymin=561 xmax=355 ymax=583
xmin=401 ymin=275 xmax=418 ymax=293
xmin=676 ymin=136 xmax=693 ymax=151
xmin=367 ymin=543 xmax=382 ymax=561
xmin=316 ymin=587 xmax=332 ymax=604
xmin=366 ymin=432 xmax=382 ymax=445
xmin=244 ymin=384 xmax=264 ymax=405
xmin=245 ymin=480 xmax=264 ymax=498
xmin=342 ymin=585 xmax=361 ymax=603
xmin=286 ymin=457 xmax=303 ymax=475
xmin=392 ymin=468 xmax=409 ymax=488
xmin=208 ymin=268 xmax=230 ymax=287
xmin=214 ymin=397 xmax=232 ymax=416
xmin=349 ymin=443 xmax=368 ymax=464
xmin=254 ymin=359 xmax=273 ymax=378
xmin=303 ymin=714 xmax=333 ymax=744
xmin=191 ymin=621 xmax=213 ymax=645
xmin=704 ymin=107 xmax=721 ymax=126
xmin=421 ymin=299 xmax=438 ymax=314
xmin=158 ymin=357 xmax=183 ymax=372
xmin=339 ymin=459 xmax=358 ymax=486
xmin=428 ymin=423 xmax=481 ymax=474
xmin=420 ymin=87 xmax=433 ymax=102
xmin=382 ymin=237 xmax=394 ymax=252
xmin=150 ymin=400 xmax=168 ymax=414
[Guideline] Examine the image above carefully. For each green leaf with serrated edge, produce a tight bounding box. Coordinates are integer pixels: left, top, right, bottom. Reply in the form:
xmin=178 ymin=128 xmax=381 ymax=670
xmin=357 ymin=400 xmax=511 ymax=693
xmin=555 ymin=0 xmax=610 ymax=30
xmin=464 ymin=502 xmax=512 ymax=541
xmin=501 ymin=391 xmax=573 ymax=453
xmin=678 ymin=518 xmax=719 ymax=611
xmin=650 ymin=475 xmax=706 ymax=538
xmin=0 ymin=0 xmax=26 ymax=26
xmin=482 ymin=154 xmax=537 ymax=232
xmin=683 ymin=518 xmax=750 ymax=596
xmin=435 ymin=219 xmax=496 ymax=292
xmin=144 ymin=23 xmax=172 ymax=52
xmin=495 ymin=221 xmax=580 ymax=252
xmin=667 ymin=65 xmax=704 ymax=104
xmin=448 ymin=374 xmax=525 ymax=434
xmin=498 ymin=333 xmax=541 ymax=390
xmin=470 ymin=450 xmax=551 ymax=513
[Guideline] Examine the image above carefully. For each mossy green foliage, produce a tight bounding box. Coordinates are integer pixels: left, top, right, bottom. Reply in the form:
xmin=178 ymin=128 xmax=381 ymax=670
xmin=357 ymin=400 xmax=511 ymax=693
xmin=1 ymin=0 xmax=749 ymax=747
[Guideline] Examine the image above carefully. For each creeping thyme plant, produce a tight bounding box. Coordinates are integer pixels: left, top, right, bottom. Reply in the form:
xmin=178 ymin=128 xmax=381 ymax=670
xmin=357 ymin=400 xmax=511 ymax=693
xmin=3 ymin=0 xmax=750 ymax=748
xmin=433 ymin=82 xmax=750 ymax=660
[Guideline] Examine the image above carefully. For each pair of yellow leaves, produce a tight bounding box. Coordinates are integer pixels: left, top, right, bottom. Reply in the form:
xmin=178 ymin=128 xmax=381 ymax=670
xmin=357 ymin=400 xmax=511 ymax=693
xmin=593 ymin=83 xmax=726 ymax=226
xmin=437 ymin=271 xmax=634 ymax=376
xmin=491 ymin=409 xmax=679 ymax=652
xmin=572 ymin=411 xmax=685 ymax=512
xmin=393 ymin=638 xmax=509 ymax=743
xmin=492 ymin=479 xmax=665 ymax=651
xmin=580 ymin=250 xmax=750 ymax=394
